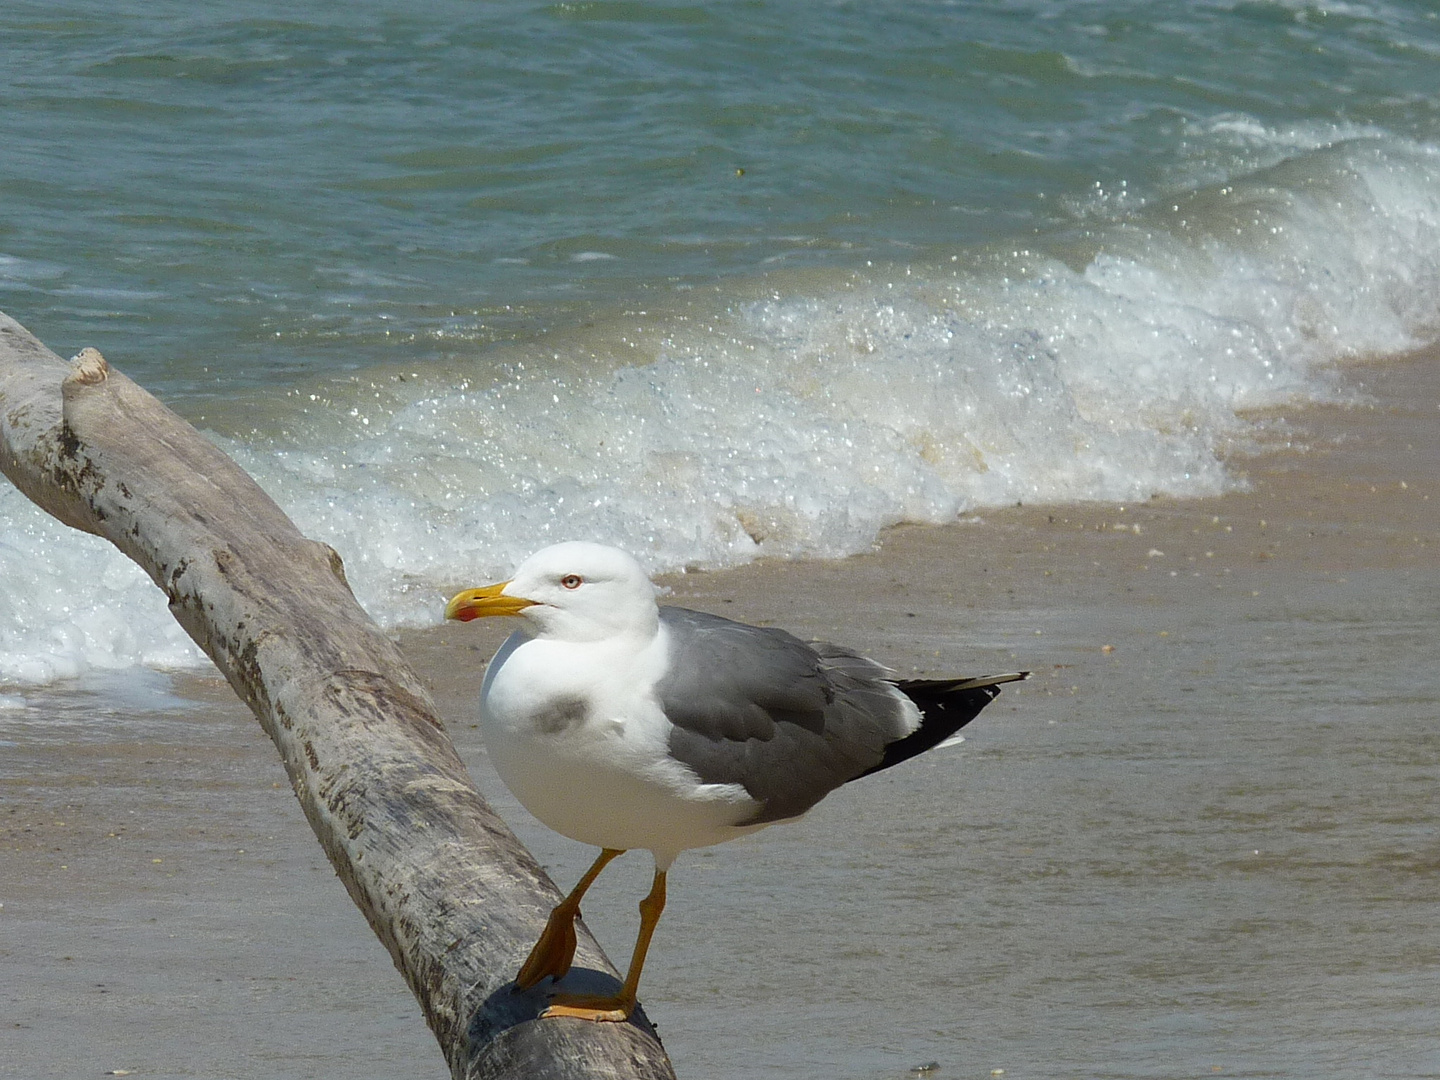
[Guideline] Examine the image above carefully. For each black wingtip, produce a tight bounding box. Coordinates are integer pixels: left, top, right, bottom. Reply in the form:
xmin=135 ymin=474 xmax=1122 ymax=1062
xmin=851 ymin=672 xmax=1019 ymax=781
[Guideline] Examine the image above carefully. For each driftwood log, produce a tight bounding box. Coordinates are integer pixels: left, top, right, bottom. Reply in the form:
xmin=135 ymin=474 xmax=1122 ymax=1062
xmin=0 ymin=311 xmax=677 ymax=1080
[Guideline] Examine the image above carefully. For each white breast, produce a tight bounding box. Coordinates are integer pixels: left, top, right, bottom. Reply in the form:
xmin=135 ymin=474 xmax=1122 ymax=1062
xmin=479 ymin=629 xmax=760 ymax=866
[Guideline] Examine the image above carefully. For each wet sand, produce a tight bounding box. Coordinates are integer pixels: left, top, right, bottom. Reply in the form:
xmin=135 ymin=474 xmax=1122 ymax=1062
xmin=3 ymin=349 xmax=1438 ymax=1078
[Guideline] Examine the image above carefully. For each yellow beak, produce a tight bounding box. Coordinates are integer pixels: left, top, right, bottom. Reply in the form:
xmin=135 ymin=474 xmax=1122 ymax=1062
xmin=444 ymin=581 xmax=538 ymax=622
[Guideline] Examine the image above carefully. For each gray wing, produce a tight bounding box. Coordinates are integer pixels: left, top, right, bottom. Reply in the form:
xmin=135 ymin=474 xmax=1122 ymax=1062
xmin=655 ymin=606 xmax=918 ymax=825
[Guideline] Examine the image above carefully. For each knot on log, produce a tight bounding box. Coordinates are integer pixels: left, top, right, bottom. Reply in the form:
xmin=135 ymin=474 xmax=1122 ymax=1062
xmin=321 ymin=541 xmax=351 ymax=587
xmin=65 ymin=347 xmax=110 ymax=387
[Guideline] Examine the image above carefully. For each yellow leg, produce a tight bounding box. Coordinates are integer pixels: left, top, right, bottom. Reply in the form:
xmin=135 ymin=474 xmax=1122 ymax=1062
xmin=515 ymin=848 xmax=625 ymax=991
xmin=543 ymin=868 xmax=667 ymax=1022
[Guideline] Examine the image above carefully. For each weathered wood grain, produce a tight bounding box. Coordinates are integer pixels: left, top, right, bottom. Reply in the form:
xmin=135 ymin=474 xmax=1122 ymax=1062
xmin=0 ymin=310 xmax=676 ymax=1080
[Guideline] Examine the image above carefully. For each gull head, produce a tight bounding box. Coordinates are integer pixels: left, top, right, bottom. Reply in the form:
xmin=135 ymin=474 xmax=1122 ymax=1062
xmin=444 ymin=541 xmax=660 ymax=643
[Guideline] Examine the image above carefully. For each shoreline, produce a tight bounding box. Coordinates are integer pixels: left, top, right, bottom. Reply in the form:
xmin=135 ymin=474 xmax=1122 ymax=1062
xmin=364 ymin=340 xmax=1440 ymax=1078
xmin=402 ymin=344 xmax=1440 ymax=713
xmin=4 ymin=344 xmax=1437 ymax=1079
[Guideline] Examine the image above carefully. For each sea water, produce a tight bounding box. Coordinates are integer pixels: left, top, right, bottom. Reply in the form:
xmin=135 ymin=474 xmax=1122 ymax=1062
xmin=2 ymin=0 xmax=1439 ymax=681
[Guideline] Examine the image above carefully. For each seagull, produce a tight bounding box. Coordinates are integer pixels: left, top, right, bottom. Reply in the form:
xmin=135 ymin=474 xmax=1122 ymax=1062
xmin=444 ymin=541 xmax=1025 ymax=1022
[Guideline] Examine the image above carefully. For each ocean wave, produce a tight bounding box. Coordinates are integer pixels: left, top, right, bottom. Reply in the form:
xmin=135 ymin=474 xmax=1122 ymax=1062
xmin=1 ymin=130 xmax=1437 ymax=685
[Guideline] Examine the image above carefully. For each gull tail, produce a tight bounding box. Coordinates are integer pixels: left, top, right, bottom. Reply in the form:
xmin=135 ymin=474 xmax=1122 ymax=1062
xmin=852 ymin=671 xmax=1029 ymax=781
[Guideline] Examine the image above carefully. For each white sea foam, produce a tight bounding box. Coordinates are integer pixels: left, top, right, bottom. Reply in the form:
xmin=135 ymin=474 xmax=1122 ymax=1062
xmin=1 ymin=131 xmax=1437 ymax=684
xmin=0 ymin=492 xmax=201 ymax=684
xmin=0 ymin=492 xmax=203 ymax=685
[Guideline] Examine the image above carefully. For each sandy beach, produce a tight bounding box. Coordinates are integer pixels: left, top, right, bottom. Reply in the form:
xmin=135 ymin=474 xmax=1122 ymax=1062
xmin=3 ymin=346 xmax=1438 ymax=1078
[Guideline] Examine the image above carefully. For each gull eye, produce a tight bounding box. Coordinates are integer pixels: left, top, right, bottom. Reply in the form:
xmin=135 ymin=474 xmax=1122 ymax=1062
xmin=560 ymin=574 xmax=583 ymax=590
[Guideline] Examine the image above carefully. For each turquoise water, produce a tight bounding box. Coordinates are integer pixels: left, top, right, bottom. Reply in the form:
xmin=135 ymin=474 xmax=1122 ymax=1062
xmin=3 ymin=0 xmax=1440 ymax=678
xmin=7 ymin=0 xmax=1440 ymax=394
